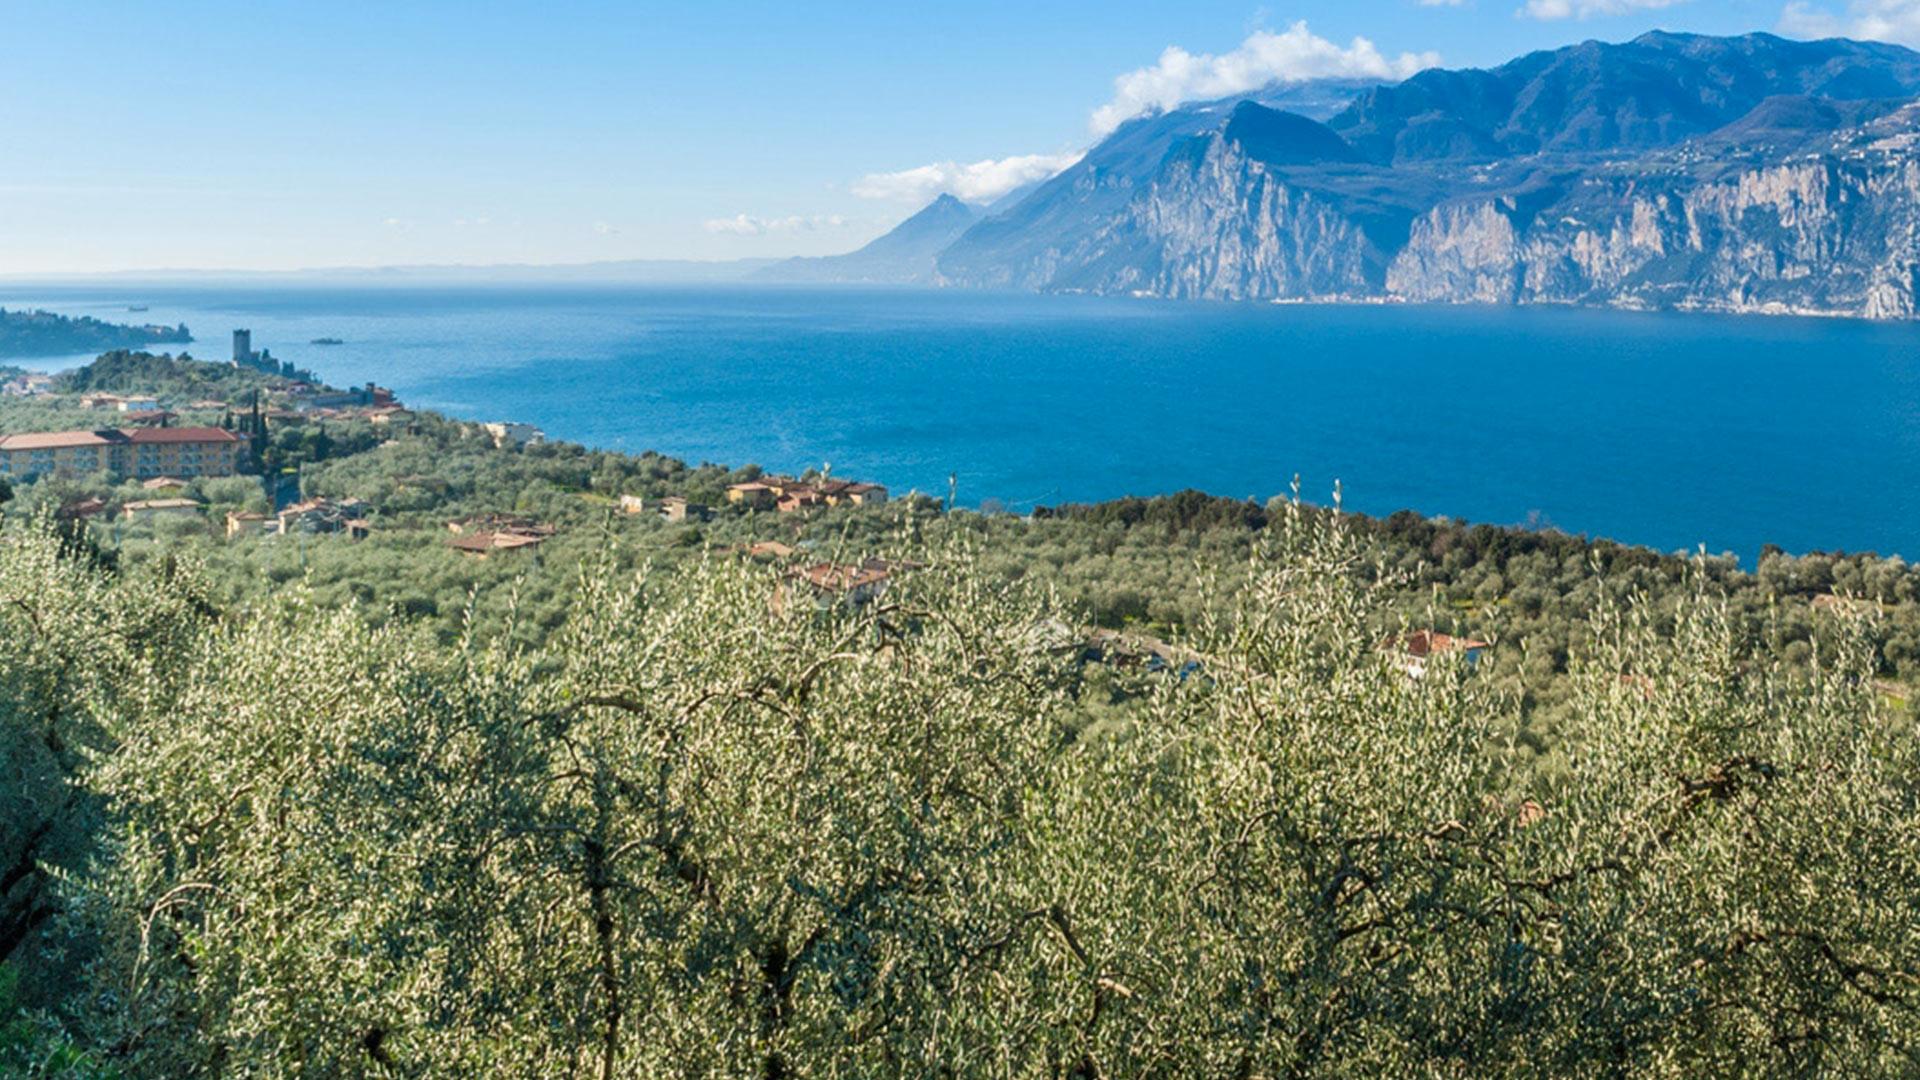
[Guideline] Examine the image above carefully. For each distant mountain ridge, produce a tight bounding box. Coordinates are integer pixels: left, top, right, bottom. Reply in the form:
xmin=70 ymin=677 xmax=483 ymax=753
xmin=918 ymin=32 xmax=1920 ymax=318
xmin=755 ymin=194 xmax=979 ymax=284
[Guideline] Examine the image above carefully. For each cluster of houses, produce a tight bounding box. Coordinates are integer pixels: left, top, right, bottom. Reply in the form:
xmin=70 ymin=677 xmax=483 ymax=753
xmin=138 ymin=495 xmax=375 ymax=538
xmin=77 ymin=391 xmax=164 ymax=412
xmin=2 ymin=372 xmax=55 ymax=397
xmin=242 ymin=497 xmax=373 ymax=539
xmin=618 ymin=494 xmax=706 ymax=523
xmin=226 ymin=375 xmax=408 ymax=422
xmin=726 ymin=475 xmax=888 ymax=514
xmin=71 ymin=391 xmax=191 ymax=428
xmin=238 ymin=400 xmax=410 ymax=427
xmin=609 ymin=475 xmax=890 ymax=524
xmin=58 ymin=484 xmax=209 ymax=524
xmin=0 ymin=353 xmax=407 ymax=488
xmin=53 ymin=488 xmax=374 ymax=539
xmin=770 ymin=555 xmax=919 ymax=611
xmin=728 ymin=539 xmax=919 ymax=611
xmin=282 ymin=381 xmax=397 ymax=411
xmin=445 ymin=513 xmax=556 ymax=557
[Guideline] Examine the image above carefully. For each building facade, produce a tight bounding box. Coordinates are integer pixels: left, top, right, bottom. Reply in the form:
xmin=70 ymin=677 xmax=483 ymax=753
xmin=482 ymin=421 xmax=545 ymax=448
xmin=0 ymin=427 xmax=244 ymax=482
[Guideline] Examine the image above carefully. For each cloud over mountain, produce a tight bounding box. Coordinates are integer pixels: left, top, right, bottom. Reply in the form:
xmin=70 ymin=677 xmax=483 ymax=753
xmin=850 ymin=152 xmax=1085 ymax=204
xmin=1088 ymin=23 xmax=1440 ymax=135
xmin=1780 ymin=0 xmax=1920 ymax=45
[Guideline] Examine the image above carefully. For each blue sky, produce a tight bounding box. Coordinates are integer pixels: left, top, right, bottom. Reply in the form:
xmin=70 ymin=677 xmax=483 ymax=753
xmin=0 ymin=0 xmax=1901 ymax=273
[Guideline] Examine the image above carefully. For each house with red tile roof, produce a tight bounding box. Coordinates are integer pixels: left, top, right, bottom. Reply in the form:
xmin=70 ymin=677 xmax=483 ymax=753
xmin=1384 ymin=630 xmax=1491 ymax=678
xmin=727 ymin=481 xmax=777 ymax=508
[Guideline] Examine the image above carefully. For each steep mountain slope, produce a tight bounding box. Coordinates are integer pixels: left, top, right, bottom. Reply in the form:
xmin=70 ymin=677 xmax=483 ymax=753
xmin=1386 ymin=101 xmax=1920 ymax=317
xmin=934 ymin=32 xmax=1920 ymax=318
xmin=937 ymin=80 xmax=1385 ymax=290
xmin=756 ymin=194 xmax=979 ymax=284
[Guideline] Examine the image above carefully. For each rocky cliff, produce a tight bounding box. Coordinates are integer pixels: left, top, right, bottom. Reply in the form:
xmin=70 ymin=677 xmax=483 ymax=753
xmin=932 ymin=32 xmax=1920 ymax=319
xmin=1386 ymin=154 xmax=1920 ymax=317
xmin=1124 ymin=136 xmax=1388 ymax=300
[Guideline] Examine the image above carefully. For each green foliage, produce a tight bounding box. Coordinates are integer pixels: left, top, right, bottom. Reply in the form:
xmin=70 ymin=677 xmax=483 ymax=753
xmin=1 ymin=500 xmax=1916 ymax=1076
xmin=1 ymin=963 xmax=112 ymax=1078
xmin=0 ymin=311 xmax=188 ymax=361
xmin=52 ymin=350 xmax=282 ymax=401
xmin=6 ymin=349 xmax=1920 ymax=1073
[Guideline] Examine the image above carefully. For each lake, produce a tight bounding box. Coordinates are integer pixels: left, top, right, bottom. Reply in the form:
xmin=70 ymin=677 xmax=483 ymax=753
xmin=4 ymin=282 xmax=1917 ymax=561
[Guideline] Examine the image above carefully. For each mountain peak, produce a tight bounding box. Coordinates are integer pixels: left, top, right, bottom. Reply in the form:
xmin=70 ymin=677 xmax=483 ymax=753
xmin=1329 ymin=30 xmax=1920 ymax=164
xmin=934 ymin=30 xmax=1920 ymax=319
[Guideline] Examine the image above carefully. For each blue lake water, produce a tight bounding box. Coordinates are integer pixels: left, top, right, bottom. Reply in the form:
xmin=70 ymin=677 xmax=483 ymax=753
xmin=4 ymin=282 xmax=1918 ymax=561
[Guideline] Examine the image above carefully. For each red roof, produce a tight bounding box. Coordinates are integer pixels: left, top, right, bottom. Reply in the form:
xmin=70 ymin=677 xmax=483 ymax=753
xmin=0 ymin=430 xmax=125 ymax=451
xmin=57 ymin=497 xmax=109 ymax=519
xmin=449 ymin=530 xmax=547 ymax=552
xmin=1397 ymin=630 xmax=1491 ymax=658
xmin=0 ymin=426 xmax=242 ymax=451
xmin=126 ymin=427 xmax=240 ymax=445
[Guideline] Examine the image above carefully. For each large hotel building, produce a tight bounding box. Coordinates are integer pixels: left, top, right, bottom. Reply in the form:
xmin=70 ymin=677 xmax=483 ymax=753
xmin=0 ymin=427 xmax=245 ymax=481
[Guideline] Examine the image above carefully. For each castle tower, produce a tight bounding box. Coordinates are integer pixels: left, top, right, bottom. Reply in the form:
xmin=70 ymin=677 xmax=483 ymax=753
xmin=232 ymin=329 xmax=252 ymax=365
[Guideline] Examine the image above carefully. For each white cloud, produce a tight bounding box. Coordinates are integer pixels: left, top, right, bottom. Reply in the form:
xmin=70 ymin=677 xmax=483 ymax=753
xmin=593 ymin=221 xmax=619 ymax=236
xmin=850 ymin=152 xmax=1085 ymax=204
xmin=1419 ymin=0 xmax=1468 ymax=7
xmin=1519 ymin=0 xmax=1687 ymax=19
xmin=1089 ymin=22 xmax=1441 ymax=135
xmin=702 ymin=213 xmax=850 ymax=236
xmin=1779 ymin=0 xmax=1920 ymax=43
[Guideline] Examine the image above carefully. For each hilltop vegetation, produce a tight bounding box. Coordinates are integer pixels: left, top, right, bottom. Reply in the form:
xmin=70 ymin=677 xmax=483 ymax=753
xmin=52 ymin=348 xmax=292 ymax=400
xmin=3 ymin=350 xmax=1920 ymax=1074
xmin=0 ymin=308 xmax=189 ymax=359
xmin=3 ymin=498 xmax=1919 ymax=1077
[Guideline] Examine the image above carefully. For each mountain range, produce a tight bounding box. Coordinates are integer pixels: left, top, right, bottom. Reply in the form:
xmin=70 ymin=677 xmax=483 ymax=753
xmin=824 ymin=32 xmax=1920 ymax=318
xmin=754 ymin=194 xmax=979 ymax=284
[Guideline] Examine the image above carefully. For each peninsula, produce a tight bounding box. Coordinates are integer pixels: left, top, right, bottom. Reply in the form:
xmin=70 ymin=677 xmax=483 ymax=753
xmin=0 ymin=307 xmax=190 ymax=359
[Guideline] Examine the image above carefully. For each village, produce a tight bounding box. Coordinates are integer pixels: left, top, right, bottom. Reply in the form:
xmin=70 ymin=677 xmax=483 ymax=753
xmin=0 ymin=339 xmax=1541 ymax=685
xmin=0 ymin=338 xmax=1020 ymax=629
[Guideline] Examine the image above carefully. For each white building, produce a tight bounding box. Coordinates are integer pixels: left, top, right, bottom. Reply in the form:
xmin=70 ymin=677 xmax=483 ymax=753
xmin=483 ymin=421 xmax=545 ymax=449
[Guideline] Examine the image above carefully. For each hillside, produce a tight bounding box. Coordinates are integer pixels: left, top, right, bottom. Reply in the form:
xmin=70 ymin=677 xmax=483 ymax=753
xmin=935 ymin=32 xmax=1920 ymax=317
xmin=755 ymin=194 xmax=981 ymax=284
xmin=53 ymin=348 xmax=314 ymax=399
xmin=3 ymin=349 xmax=1920 ymax=1073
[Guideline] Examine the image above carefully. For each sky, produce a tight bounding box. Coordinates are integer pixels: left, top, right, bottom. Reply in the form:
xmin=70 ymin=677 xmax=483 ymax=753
xmin=0 ymin=0 xmax=1911 ymax=274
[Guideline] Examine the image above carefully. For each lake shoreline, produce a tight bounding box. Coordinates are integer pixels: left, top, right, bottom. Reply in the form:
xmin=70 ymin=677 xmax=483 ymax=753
xmin=0 ymin=283 xmax=1913 ymax=562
